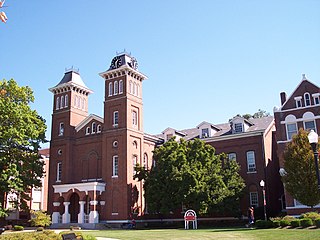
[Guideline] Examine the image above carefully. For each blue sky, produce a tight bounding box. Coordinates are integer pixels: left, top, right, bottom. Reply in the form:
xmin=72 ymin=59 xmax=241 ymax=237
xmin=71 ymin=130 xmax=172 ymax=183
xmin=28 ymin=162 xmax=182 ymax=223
xmin=1 ymin=1 xmax=320 ymax=146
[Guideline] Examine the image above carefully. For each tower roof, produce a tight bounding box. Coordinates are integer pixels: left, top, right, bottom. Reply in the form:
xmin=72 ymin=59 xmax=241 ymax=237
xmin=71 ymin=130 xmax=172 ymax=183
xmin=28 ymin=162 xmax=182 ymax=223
xmin=49 ymin=70 xmax=93 ymax=94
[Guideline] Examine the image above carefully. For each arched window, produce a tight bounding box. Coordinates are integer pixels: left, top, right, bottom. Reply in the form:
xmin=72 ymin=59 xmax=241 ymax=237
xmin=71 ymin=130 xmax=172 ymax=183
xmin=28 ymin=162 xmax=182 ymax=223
xmin=60 ymin=96 xmax=64 ymax=108
xmin=119 ymin=80 xmax=123 ymax=94
xmin=64 ymin=95 xmax=68 ymax=108
xmin=109 ymin=82 xmax=113 ymax=96
xmin=133 ymin=140 xmax=138 ymax=149
xmin=74 ymin=96 xmax=77 ymax=107
xmin=143 ymin=153 xmax=148 ymax=169
xmin=132 ymin=155 xmax=138 ymax=174
xmin=114 ymin=81 xmax=119 ymax=95
xmin=129 ymin=81 xmax=133 ymax=94
xmin=97 ymin=125 xmax=102 ymax=133
xmin=304 ymin=92 xmax=311 ymax=106
xmin=56 ymin=97 xmax=60 ymax=110
xmin=133 ymin=83 xmax=137 ymax=95
xmin=137 ymin=84 xmax=140 ymax=97
xmin=92 ymin=122 xmax=96 ymax=133
xmin=82 ymin=98 xmax=86 ymax=110
xmin=86 ymin=127 xmax=90 ymax=135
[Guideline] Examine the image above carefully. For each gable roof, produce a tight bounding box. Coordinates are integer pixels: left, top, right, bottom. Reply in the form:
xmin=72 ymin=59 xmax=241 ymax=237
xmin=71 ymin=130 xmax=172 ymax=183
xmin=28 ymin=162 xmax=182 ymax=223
xmin=75 ymin=114 xmax=104 ymax=132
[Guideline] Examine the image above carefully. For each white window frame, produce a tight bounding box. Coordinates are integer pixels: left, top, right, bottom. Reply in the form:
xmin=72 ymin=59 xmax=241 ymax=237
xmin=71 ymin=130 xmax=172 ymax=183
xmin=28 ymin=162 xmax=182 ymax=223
xmin=82 ymin=98 xmax=86 ymax=110
xmin=92 ymin=122 xmax=96 ymax=133
xmin=143 ymin=153 xmax=148 ymax=169
xmin=312 ymin=93 xmax=320 ymax=105
xmin=114 ymin=81 xmax=118 ymax=95
xmin=112 ymin=155 xmax=118 ymax=177
xmin=304 ymin=120 xmax=316 ymax=132
xmin=133 ymin=155 xmax=138 ymax=174
xmin=249 ymin=192 xmax=258 ymax=207
xmin=129 ymin=81 xmax=133 ymax=94
xmin=228 ymin=153 xmax=237 ymax=161
xmin=201 ymin=128 xmax=209 ymax=138
xmin=97 ymin=125 xmax=102 ymax=133
xmin=86 ymin=127 xmax=90 ymax=135
xmin=61 ymin=96 xmax=64 ymax=108
xmin=286 ymin=123 xmax=298 ymax=140
xmin=132 ymin=110 xmax=138 ymax=127
xmin=119 ymin=80 xmax=123 ymax=94
xmin=133 ymin=83 xmax=137 ymax=95
xmin=294 ymin=96 xmax=302 ymax=108
xmin=246 ymin=151 xmax=256 ymax=173
xmin=113 ymin=111 xmax=119 ymax=127
xmin=56 ymin=97 xmax=60 ymax=110
xmin=56 ymin=162 xmax=62 ymax=182
xmin=59 ymin=122 xmax=64 ymax=136
xmin=108 ymin=82 xmax=113 ymax=96
xmin=137 ymin=84 xmax=140 ymax=97
xmin=65 ymin=95 xmax=68 ymax=108
xmin=304 ymin=92 xmax=311 ymax=106
xmin=234 ymin=123 xmax=243 ymax=133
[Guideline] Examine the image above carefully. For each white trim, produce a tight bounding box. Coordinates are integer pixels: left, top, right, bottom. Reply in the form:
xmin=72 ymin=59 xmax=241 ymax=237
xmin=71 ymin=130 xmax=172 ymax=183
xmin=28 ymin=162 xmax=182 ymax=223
xmin=280 ymin=115 xmax=320 ymax=124
xmin=276 ymin=104 xmax=320 ymax=113
xmin=204 ymin=130 xmax=264 ymax=143
xmin=53 ymin=182 xmax=106 ymax=195
xmin=75 ymin=114 xmax=104 ymax=132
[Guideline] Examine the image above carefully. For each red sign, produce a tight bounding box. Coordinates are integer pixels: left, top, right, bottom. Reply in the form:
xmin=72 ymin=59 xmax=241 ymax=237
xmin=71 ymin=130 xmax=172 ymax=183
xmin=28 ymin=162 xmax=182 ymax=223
xmin=185 ymin=215 xmax=196 ymax=221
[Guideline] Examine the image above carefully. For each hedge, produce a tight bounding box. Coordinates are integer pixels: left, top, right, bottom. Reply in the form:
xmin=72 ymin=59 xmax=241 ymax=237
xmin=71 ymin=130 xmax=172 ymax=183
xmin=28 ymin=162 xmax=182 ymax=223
xmin=300 ymin=218 xmax=313 ymax=228
xmin=290 ymin=219 xmax=300 ymax=228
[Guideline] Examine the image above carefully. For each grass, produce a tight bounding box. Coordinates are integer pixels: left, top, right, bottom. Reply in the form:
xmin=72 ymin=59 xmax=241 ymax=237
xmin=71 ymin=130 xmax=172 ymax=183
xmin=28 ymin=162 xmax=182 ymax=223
xmin=82 ymin=227 xmax=320 ymax=240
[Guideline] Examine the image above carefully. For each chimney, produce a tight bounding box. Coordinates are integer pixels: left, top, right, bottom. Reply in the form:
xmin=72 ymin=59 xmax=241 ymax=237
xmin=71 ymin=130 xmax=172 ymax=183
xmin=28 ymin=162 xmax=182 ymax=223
xmin=280 ymin=92 xmax=287 ymax=105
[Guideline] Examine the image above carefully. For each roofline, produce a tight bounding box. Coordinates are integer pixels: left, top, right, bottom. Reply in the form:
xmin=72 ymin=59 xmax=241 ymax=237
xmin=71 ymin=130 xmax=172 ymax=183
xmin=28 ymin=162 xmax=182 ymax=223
xmin=75 ymin=114 xmax=104 ymax=132
xmin=203 ymin=129 xmax=265 ymax=143
xmin=49 ymin=81 xmax=93 ymax=94
xmin=99 ymin=65 xmax=148 ymax=81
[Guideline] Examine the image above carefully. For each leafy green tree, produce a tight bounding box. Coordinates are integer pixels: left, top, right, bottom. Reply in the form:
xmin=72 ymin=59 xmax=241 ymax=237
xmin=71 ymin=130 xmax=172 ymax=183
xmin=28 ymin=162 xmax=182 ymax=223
xmin=282 ymin=128 xmax=320 ymax=209
xmin=231 ymin=109 xmax=270 ymax=120
xmin=135 ymin=138 xmax=245 ymax=215
xmin=0 ymin=79 xmax=47 ymax=217
xmin=29 ymin=210 xmax=51 ymax=227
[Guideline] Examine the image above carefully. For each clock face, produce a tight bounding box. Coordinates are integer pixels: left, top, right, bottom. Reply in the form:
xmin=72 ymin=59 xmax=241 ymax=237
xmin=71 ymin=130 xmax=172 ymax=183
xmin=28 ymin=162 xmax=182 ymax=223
xmin=111 ymin=56 xmax=122 ymax=69
xmin=129 ymin=57 xmax=138 ymax=70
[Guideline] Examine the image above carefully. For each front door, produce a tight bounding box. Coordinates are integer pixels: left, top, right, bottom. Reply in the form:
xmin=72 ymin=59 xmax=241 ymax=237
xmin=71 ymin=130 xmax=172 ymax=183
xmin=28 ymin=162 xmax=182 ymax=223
xmin=69 ymin=193 xmax=80 ymax=223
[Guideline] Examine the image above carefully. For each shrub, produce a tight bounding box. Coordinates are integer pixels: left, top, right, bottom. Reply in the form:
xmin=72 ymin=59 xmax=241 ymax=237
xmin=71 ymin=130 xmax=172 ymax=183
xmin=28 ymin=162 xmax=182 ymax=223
xmin=300 ymin=218 xmax=313 ymax=228
xmin=13 ymin=225 xmax=24 ymax=231
xmin=280 ymin=219 xmax=290 ymax=227
xmin=315 ymin=218 xmax=320 ymax=228
xmin=290 ymin=219 xmax=301 ymax=228
xmin=29 ymin=210 xmax=51 ymax=227
xmin=255 ymin=220 xmax=273 ymax=228
xmin=37 ymin=227 xmax=44 ymax=231
xmin=282 ymin=215 xmax=296 ymax=222
xmin=272 ymin=220 xmax=281 ymax=227
xmin=0 ymin=230 xmax=61 ymax=240
xmin=300 ymin=212 xmax=320 ymax=221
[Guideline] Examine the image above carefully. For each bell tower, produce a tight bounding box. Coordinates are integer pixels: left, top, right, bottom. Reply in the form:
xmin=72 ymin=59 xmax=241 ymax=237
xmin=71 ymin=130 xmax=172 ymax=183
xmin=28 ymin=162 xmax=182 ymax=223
xmin=99 ymin=53 xmax=148 ymax=219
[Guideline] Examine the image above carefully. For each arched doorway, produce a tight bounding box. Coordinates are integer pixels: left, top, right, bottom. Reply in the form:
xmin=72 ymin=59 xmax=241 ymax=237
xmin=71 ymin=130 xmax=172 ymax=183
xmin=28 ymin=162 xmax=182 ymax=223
xmin=69 ymin=193 xmax=80 ymax=223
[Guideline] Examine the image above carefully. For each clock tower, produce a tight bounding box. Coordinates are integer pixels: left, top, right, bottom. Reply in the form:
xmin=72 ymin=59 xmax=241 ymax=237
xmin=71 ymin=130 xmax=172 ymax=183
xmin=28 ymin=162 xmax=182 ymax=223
xmin=99 ymin=53 xmax=148 ymax=219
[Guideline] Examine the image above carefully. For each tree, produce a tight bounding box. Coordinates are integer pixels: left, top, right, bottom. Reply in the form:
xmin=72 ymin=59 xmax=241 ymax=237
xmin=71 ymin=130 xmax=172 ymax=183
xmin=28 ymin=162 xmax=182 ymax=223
xmin=231 ymin=109 xmax=270 ymax=120
xmin=281 ymin=128 xmax=320 ymax=209
xmin=0 ymin=79 xmax=47 ymax=217
xmin=135 ymin=138 xmax=245 ymax=215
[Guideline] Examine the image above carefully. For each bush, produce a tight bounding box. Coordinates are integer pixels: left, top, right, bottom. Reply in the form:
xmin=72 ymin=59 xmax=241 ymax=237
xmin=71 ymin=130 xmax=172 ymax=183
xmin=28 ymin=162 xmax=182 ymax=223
xmin=37 ymin=227 xmax=44 ymax=231
xmin=280 ymin=219 xmax=290 ymax=227
xmin=13 ymin=225 xmax=24 ymax=231
xmin=290 ymin=219 xmax=301 ymax=228
xmin=272 ymin=220 xmax=281 ymax=227
xmin=300 ymin=218 xmax=313 ymax=228
xmin=29 ymin=210 xmax=51 ymax=227
xmin=300 ymin=212 xmax=320 ymax=221
xmin=315 ymin=218 xmax=320 ymax=228
xmin=255 ymin=220 xmax=273 ymax=228
xmin=0 ymin=230 xmax=60 ymax=240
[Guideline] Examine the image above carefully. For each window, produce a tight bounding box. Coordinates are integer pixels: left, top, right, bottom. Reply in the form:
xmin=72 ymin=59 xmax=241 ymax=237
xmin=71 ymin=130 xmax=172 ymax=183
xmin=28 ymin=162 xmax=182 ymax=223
xmin=74 ymin=96 xmax=77 ymax=107
xmin=114 ymin=81 xmax=119 ymax=95
xmin=132 ymin=110 xmax=138 ymax=126
xmin=129 ymin=81 xmax=133 ymax=94
xmin=304 ymin=93 xmax=311 ymax=106
xmin=56 ymin=162 xmax=62 ymax=182
xmin=119 ymin=80 xmax=123 ymax=94
xmin=137 ymin=84 xmax=140 ymax=97
xmin=92 ymin=122 xmax=96 ymax=133
xmin=59 ymin=122 xmax=64 ymax=136
xmin=313 ymin=94 xmax=320 ymax=105
xmin=133 ymin=83 xmax=136 ymax=95
xmin=61 ymin=96 xmax=64 ymax=108
xmin=304 ymin=120 xmax=316 ymax=132
xmin=113 ymin=111 xmax=119 ymax=126
xmin=295 ymin=96 xmax=302 ymax=108
xmin=166 ymin=134 xmax=173 ymax=141
xmin=82 ymin=98 xmax=86 ymax=110
xmin=56 ymin=97 xmax=60 ymax=110
xmin=201 ymin=128 xmax=209 ymax=138
xmin=112 ymin=155 xmax=118 ymax=177
xmin=234 ymin=123 xmax=243 ymax=133
xmin=246 ymin=151 xmax=256 ymax=172
xmin=108 ymin=82 xmax=113 ymax=96
xmin=144 ymin=153 xmax=148 ymax=169
xmin=86 ymin=127 xmax=90 ymax=135
xmin=132 ymin=155 xmax=138 ymax=174
xmin=79 ymin=97 xmax=82 ymax=109
xmin=97 ymin=125 xmax=102 ymax=133
xmin=228 ymin=153 xmax=237 ymax=161
xmin=249 ymin=192 xmax=258 ymax=207
xmin=133 ymin=140 xmax=138 ymax=149
xmin=286 ymin=123 xmax=297 ymax=140
xmin=65 ymin=95 xmax=68 ymax=107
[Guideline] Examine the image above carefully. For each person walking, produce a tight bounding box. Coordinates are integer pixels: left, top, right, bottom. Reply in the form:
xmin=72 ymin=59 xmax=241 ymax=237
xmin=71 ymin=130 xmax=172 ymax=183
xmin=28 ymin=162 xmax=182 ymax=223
xmin=247 ymin=207 xmax=255 ymax=227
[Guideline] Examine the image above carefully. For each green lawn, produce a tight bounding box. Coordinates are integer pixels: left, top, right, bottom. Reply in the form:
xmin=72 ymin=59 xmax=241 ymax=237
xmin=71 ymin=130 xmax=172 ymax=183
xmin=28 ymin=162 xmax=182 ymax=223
xmin=82 ymin=228 xmax=320 ymax=240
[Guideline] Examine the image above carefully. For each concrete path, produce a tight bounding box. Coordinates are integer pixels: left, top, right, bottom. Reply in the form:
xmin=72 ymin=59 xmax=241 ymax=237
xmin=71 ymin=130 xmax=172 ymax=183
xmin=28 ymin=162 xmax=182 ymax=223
xmin=96 ymin=237 xmax=119 ymax=240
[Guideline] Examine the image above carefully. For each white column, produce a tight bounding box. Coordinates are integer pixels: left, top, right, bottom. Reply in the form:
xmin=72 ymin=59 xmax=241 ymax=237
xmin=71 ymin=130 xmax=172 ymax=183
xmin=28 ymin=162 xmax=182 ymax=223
xmin=78 ymin=201 xmax=86 ymax=223
xmin=89 ymin=200 xmax=99 ymax=223
xmin=52 ymin=202 xmax=60 ymax=224
xmin=62 ymin=202 xmax=70 ymax=223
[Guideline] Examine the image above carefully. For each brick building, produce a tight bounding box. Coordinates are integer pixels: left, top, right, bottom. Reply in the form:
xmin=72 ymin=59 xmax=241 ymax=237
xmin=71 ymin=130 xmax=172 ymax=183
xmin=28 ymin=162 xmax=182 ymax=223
xmin=159 ymin=115 xmax=283 ymax=217
xmin=48 ymin=53 xmax=159 ymax=226
xmin=274 ymin=74 xmax=320 ymax=215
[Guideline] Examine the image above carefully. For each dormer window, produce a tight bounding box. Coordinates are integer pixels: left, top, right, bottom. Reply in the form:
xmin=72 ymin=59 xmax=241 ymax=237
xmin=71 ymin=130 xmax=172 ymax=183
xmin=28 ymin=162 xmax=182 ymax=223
xmin=304 ymin=93 xmax=311 ymax=106
xmin=201 ymin=128 xmax=209 ymax=138
xmin=234 ymin=123 xmax=243 ymax=133
xmin=312 ymin=93 xmax=320 ymax=105
xmin=294 ymin=96 xmax=302 ymax=108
